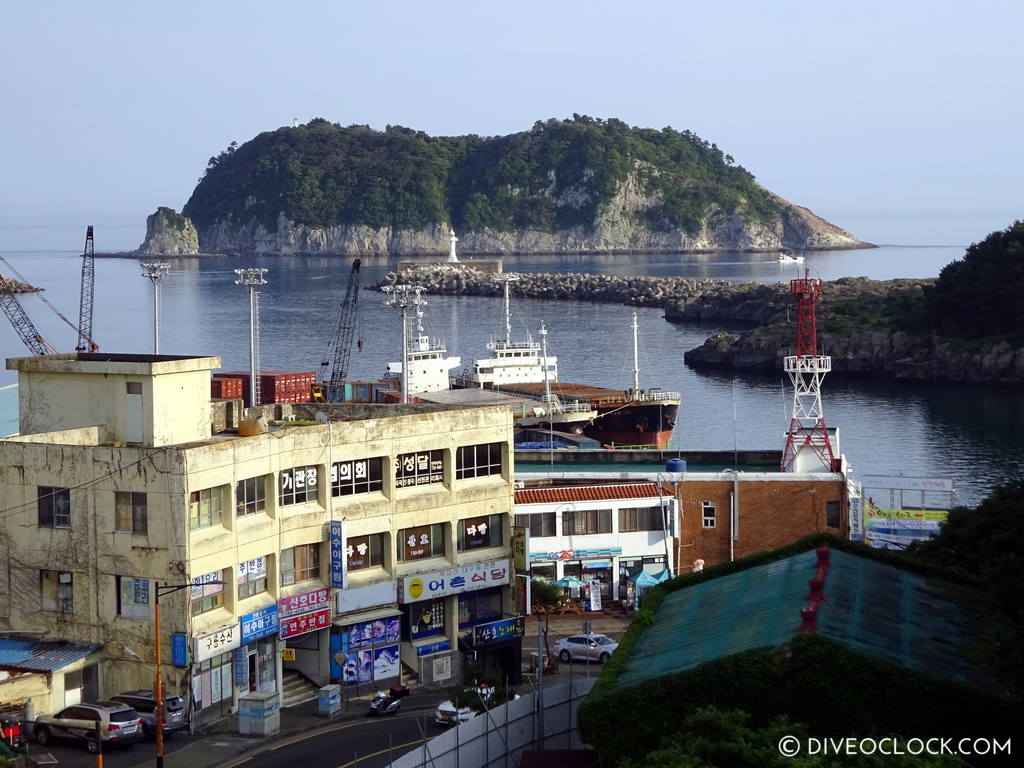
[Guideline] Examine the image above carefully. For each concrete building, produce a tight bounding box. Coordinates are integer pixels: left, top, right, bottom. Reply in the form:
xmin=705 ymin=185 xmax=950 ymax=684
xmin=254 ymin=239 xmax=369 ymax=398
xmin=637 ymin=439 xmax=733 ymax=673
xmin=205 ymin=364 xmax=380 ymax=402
xmin=0 ymin=353 xmax=518 ymax=723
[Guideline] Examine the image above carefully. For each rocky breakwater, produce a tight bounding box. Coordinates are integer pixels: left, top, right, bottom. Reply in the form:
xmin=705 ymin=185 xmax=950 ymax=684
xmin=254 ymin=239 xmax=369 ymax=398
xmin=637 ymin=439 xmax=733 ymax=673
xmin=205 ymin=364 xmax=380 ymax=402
xmin=138 ymin=207 xmax=200 ymax=256
xmin=0 ymin=275 xmax=41 ymax=293
xmin=376 ymin=264 xmax=730 ymax=307
xmin=678 ymin=277 xmax=1024 ymax=385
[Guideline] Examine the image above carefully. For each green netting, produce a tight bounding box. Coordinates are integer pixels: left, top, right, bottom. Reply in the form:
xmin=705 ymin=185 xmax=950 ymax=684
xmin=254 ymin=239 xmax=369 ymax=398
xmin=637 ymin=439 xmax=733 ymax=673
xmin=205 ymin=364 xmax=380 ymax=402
xmin=617 ymin=548 xmax=974 ymax=689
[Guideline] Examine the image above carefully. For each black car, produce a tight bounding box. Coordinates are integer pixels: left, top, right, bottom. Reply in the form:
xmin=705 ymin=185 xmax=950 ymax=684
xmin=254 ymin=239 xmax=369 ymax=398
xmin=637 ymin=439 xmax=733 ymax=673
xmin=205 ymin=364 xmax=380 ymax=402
xmin=34 ymin=701 xmax=143 ymax=753
xmin=110 ymin=691 xmax=189 ymax=738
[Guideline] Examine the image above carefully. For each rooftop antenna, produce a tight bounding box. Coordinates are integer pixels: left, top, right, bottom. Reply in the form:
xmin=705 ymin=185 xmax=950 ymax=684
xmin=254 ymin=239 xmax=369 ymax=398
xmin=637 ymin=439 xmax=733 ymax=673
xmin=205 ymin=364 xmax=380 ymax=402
xmin=447 ymin=229 xmax=460 ymax=263
xmin=781 ymin=267 xmax=836 ymax=472
xmin=141 ymin=262 xmax=171 ymax=354
xmin=234 ymin=268 xmax=268 ymax=407
xmin=382 ymin=284 xmax=426 ymax=404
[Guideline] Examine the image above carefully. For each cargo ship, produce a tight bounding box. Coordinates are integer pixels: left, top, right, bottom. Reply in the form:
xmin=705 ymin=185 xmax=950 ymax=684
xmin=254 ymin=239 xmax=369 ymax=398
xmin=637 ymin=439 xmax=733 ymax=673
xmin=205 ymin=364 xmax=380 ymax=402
xmin=451 ymin=276 xmax=681 ymax=449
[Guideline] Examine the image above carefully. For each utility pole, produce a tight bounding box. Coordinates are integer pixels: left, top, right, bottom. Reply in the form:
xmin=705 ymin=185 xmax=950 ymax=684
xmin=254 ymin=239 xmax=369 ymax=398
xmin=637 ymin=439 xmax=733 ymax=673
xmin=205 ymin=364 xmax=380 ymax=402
xmin=141 ymin=263 xmax=171 ymax=354
xmin=234 ymin=268 xmax=268 ymax=407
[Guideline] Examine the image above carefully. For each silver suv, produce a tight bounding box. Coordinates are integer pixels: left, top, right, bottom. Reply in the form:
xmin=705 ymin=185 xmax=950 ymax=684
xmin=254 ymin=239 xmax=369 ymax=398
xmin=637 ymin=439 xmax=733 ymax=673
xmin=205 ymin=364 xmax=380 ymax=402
xmin=111 ymin=691 xmax=188 ymax=737
xmin=34 ymin=701 xmax=143 ymax=753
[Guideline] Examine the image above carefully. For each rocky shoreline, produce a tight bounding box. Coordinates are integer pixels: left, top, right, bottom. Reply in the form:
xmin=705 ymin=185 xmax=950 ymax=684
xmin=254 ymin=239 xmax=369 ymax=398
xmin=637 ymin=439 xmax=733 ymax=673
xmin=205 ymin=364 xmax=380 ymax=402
xmin=378 ymin=266 xmax=1024 ymax=385
xmin=0 ymin=275 xmax=41 ymax=293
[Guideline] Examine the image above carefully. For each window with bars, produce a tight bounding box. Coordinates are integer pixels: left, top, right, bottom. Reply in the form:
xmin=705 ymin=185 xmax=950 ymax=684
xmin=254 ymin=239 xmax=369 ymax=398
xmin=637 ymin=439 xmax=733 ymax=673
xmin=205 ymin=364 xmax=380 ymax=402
xmin=38 ymin=486 xmax=71 ymax=528
xmin=514 ymin=513 xmax=557 ymax=538
xmin=280 ymin=544 xmax=320 ymax=585
xmin=115 ymin=491 xmax=148 ymax=534
xmin=41 ymin=570 xmax=74 ymax=612
xmin=346 ymin=533 xmax=385 ymax=571
xmin=562 ymin=508 xmax=612 ymax=536
xmin=397 ymin=523 xmax=446 ymax=561
xmin=455 ymin=442 xmax=503 ymax=480
xmin=458 ymin=514 xmax=503 ymax=551
xmin=189 ymin=487 xmax=225 ymax=530
xmin=237 ymin=556 xmax=269 ymax=599
xmin=618 ymin=506 xmax=665 ymax=533
xmin=279 ymin=466 xmax=320 ymax=506
xmin=702 ymin=501 xmax=717 ymax=529
xmin=236 ymin=476 xmax=268 ymax=516
xmin=396 ymin=450 xmax=444 ymax=488
xmin=332 ymin=457 xmax=384 ymax=496
xmin=190 ymin=570 xmax=226 ymax=615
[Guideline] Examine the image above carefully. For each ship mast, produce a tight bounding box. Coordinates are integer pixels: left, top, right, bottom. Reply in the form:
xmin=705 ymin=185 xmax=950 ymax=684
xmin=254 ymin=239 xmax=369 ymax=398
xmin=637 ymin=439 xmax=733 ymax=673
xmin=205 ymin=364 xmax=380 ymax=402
xmin=632 ymin=310 xmax=640 ymax=392
xmin=541 ymin=322 xmax=552 ymax=405
xmin=497 ymin=274 xmax=519 ymax=344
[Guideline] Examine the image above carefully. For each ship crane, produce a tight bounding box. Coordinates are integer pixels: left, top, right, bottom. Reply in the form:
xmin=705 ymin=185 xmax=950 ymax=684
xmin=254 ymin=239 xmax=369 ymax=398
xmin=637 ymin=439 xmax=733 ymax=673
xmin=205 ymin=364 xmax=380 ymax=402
xmin=76 ymin=225 xmax=99 ymax=352
xmin=314 ymin=258 xmax=362 ymax=402
xmin=781 ymin=267 xmax=837 ymax=472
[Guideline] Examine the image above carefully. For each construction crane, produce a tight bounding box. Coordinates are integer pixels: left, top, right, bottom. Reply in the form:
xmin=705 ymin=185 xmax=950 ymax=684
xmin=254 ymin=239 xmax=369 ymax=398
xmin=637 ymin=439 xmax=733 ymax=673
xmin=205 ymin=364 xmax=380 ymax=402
xmin=76 ymin=225 xmax=98 ymax=352
xmin=313 ymin=258 xmax=362 ymax=402
xmin=0 ymin=289 xmax=57 ymax=355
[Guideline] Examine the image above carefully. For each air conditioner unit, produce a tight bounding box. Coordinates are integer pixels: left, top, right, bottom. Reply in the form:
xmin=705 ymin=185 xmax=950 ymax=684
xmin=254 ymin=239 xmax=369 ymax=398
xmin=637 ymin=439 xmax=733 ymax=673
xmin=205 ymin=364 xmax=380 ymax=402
xmin=513 ymin=481 xmax=525 ymax=489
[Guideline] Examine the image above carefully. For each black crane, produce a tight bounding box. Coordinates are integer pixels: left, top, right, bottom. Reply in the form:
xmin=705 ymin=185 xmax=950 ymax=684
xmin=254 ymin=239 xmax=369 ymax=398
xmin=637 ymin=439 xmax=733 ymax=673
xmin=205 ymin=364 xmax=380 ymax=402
xmin=76 ymin=225 xmax=97 ymax=352
xmin=0 ymin=288 xmax=56 ymax=355
xmin=314 ymin=258 xmax=362 ymax=402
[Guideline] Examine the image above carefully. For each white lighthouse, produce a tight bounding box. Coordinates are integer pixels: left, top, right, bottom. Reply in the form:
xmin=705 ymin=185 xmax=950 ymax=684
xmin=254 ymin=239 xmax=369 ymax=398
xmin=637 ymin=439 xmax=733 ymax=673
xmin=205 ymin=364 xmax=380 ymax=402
xmin=447 ymin=229 xmax=460 ymax=263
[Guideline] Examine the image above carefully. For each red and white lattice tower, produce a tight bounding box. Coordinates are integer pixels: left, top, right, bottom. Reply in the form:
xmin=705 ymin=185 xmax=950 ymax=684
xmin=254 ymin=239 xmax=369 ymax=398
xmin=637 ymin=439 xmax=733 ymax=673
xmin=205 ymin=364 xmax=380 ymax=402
xmin=781 ymin=269 xmax=836 ymax=472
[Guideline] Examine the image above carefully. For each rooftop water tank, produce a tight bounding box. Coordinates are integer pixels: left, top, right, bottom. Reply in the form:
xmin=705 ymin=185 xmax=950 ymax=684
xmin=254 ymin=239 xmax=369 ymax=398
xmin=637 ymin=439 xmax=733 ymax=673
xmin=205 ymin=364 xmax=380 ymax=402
xmin=665 ymin=458 xmax=687 ymax=474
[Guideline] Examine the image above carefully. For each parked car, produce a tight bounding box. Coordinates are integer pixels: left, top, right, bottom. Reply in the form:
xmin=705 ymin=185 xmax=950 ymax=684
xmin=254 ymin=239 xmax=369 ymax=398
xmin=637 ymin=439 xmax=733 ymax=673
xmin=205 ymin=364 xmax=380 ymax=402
xmin=554 ymin=633 xmax=619 ymax=663
xmin=34 ymin=701 xmax=143 ymax=753
xmin=434 ymin=684 xmax=519 ymax=727
xmin=110 ymin=691 xmax=189 ymax=738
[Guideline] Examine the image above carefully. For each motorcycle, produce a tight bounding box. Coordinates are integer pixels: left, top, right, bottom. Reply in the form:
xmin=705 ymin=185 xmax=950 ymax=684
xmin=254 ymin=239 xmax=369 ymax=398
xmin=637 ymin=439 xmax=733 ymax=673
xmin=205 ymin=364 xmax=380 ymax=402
xmin=368 ymin=685 xmax=408 ymax=716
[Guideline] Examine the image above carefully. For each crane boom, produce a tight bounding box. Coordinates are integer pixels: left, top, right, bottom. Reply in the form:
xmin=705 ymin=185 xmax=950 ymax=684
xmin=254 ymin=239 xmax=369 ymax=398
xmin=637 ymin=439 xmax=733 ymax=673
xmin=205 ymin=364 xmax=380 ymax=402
xmin=76 ymin=225 xmax=97 ymax=352
xmin=0 ymin=290 xmax=55 ymax=355
xmin=316 ymin=258 xmax=362 ymax=402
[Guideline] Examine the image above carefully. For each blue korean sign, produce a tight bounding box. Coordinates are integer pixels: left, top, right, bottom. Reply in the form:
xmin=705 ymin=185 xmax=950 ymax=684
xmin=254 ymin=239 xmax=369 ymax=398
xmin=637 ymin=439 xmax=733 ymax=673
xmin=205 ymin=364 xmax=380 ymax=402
xmin=473 ymin=616 xmax=525 ymax=646
xmin=233 ymin=648 xmax=248 ymax=686
xmin=171 ymin=633 xmax=189 ymax=667
xmin=329 ymin=520 xmax=346 ymax=589
xmin=415 ymin=639 xmax=452 ymax=657
xmin=240 ymin=604 xmax=279 ymax=643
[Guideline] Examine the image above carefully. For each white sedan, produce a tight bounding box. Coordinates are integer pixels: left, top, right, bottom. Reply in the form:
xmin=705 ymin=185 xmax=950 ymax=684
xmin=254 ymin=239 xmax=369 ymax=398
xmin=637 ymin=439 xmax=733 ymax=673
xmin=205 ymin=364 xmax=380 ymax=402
xmin=434 ymin=685 xmax=520 ymax=726
xmin=554 ymin=633 xmax=618 ymax=663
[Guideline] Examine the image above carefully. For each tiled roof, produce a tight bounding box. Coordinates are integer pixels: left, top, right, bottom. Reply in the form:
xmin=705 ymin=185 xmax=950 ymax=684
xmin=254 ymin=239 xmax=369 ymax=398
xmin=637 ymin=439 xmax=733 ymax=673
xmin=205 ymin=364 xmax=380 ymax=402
xmin=515 ymin=483 xmax=661 ymax=504
xmin=0 ymin=638 xmax=101 ymax=672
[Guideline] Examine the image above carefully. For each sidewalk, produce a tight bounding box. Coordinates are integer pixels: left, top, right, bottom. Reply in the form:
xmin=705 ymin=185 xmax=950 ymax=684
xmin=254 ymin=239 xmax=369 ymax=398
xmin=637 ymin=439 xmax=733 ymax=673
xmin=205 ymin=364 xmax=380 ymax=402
xmin=124 ymin=688 xmax=440 ymax=768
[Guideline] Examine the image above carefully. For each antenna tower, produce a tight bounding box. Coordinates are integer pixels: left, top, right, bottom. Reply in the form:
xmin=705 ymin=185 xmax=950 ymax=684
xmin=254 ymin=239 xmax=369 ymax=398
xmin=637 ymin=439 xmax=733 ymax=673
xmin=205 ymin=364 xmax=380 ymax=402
xmin=781 ymin=268 xmax=836 ymax=472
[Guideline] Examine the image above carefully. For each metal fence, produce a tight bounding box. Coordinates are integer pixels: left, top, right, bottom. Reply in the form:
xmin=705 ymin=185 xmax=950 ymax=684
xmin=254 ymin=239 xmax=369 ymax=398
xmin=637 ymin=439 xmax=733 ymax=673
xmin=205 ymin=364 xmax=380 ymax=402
xmin=389 ymin=677 xmax=596 ymax=768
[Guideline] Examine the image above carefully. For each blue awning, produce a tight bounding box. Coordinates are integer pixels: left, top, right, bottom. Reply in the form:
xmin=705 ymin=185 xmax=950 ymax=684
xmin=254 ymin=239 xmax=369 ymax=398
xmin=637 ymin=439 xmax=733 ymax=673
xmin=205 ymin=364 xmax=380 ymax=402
xmin=0 ymin=638 xmax=101 ymax=673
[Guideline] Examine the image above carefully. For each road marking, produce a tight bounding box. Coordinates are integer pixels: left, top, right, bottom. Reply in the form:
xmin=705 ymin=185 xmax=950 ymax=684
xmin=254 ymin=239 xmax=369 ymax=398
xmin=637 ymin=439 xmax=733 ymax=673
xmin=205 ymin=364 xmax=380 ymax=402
xmin=335 ymin=738 xmax=427 ymax=768
xmin=266 ymin=708 xmax=436 ymax=752
xmin=220 ymin=758 xmax=253 ymax=768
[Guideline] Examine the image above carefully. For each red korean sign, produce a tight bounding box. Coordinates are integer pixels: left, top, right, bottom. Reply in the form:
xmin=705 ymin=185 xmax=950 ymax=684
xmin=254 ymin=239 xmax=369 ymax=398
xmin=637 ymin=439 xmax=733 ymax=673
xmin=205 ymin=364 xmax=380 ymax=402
xmin=279 ymin=608 xmax=331 ymax=639
xmin=278 ymin=587 xmax=329 ymax=618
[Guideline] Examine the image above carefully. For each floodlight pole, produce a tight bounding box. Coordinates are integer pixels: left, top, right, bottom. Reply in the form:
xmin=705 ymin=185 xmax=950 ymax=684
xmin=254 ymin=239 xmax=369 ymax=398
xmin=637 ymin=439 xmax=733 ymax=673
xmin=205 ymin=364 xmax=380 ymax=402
xmin=141 ymin=263 xmax=171 ymax=354
xmin=234 ymin=268 xmax=268 ymax=407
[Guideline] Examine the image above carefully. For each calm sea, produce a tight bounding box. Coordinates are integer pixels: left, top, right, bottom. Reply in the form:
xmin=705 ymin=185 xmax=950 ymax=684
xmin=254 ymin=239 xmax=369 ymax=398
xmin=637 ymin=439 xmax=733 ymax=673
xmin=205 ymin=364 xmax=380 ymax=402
xmin=1 ymin=213 xmax=1021 ymax=506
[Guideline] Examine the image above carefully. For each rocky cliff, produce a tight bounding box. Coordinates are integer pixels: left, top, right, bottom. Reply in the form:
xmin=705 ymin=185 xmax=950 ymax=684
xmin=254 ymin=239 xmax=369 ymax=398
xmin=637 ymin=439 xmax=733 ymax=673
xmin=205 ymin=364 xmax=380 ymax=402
xmin=138 ymin=206 xmax=200 ymax=255
xmin=147 ymin=117 xmax=871 ymax=256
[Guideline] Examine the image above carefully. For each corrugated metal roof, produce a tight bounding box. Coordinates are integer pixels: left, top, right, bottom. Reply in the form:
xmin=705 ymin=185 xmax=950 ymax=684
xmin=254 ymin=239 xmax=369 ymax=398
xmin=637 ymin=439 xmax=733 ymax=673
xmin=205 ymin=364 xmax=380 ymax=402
xmin=0 ymin=638 xmax=101 ymax=672
xmin=515 ymin=483 xmax=661 ymax=504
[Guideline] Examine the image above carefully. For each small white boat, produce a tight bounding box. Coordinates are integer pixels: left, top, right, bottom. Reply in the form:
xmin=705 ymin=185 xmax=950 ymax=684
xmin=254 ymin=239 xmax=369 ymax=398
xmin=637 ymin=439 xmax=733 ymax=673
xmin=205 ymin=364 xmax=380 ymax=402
xmin=778 ymin=252 xmax=805 ymax=263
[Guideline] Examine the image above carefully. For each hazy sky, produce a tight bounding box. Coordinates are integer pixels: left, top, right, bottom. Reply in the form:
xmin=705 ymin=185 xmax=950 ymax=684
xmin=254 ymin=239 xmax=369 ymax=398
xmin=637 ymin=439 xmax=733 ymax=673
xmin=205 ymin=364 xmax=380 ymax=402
xmin=2 ymin=0 xmax=1022 ymax=246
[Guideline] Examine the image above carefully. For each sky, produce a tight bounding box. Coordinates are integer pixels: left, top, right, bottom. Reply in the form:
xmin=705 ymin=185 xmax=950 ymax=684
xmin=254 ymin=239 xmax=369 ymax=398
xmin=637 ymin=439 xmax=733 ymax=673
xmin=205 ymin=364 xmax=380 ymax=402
xmin=2 ymin=0 xmax=1022 ymax=248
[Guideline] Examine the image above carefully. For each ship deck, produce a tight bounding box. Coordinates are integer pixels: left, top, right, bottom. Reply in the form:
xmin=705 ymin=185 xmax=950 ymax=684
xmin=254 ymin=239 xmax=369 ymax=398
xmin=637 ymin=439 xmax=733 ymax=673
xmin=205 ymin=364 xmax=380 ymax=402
xmin=498 ymin=381 xmax=680 ymax=405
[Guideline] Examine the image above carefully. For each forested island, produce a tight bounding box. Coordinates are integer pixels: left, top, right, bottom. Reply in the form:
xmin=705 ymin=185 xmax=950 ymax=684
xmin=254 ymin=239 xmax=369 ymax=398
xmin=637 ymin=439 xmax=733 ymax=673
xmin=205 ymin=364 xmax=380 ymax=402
xmin=382 ymin=222 xmax=1024 ymax=385
xmin=140 ymin=117 xmax=871 ymax=256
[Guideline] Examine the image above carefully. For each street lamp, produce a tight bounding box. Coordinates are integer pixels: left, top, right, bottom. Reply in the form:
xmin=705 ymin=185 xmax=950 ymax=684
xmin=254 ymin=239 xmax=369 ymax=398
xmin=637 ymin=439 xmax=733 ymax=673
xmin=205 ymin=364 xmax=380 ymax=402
xmin=153 ymin=580 xmax=223 ymax=768
xmin=141 ymin=263 xmax=171 ymax=354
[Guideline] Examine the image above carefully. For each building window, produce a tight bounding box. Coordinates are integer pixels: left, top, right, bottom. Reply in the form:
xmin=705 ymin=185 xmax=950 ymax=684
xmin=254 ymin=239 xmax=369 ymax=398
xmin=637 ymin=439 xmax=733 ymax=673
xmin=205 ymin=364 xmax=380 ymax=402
xmin=402 ymin=598 xmax=446 ymax=640
xmin=189 ymin=487 xmax=224 ymax=530
xmin=702 ymin=501 xmax=717 ymax=529
xmin=237 ymin=556 xmax=269 ymax=599
xmin=115 ymin=491 xmax=148 ymax=534
xmin=280 ymin=544 xmax=320 ymax=586
xmin=458 ymin=587 xmax=503 ymax=629
xmin=455 ymin=442 xmax=503 ymax=480
xmin=279 ymin=466 xmax=319 ymax=507
xmin=515 ymin=512 xmax=557 ymax=538
xmin=190 ymin=570 xmax=226 ymax=615
xmin=116 ymin=576 xmax=150 ymax=619
xmin=332 ymin=458 xmax=384 ymax=497
xmin=41 ymin=570 xmax=74 ymax=612
xmin=395 ymin=450 xmax=443 ymax=488
xmin=346 ymin=533 xmax=385 ymax=572
xmin=397 ymin=523 xmax=445 ymax=561
xmin=562 ymin=508 xmax=612 ymax=536
xmin=618 ymin=507 xmax=665 ymax=533
xmin=458 ymin=514 xmax=503 ymax=551
xmin=38 ymin=487 xmax=71 ymax=528
xmin=236 ymin=476 xmax=268 ymax=517
xmin=826 ymin=500 xmax=841 ymax=529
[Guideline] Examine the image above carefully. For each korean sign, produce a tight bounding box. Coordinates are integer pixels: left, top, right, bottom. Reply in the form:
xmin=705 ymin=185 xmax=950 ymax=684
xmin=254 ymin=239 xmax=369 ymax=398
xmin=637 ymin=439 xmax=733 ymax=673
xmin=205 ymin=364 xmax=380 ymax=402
xmin=400 ymin=559 xmax=510 ymax=604
xmin=329 ymin=520 xmax=346 ymax=589
xmin=401 ymin=525 xmax=436 ymax=561
xmin=278 ymin=587 xmax=330 ymax=617
xmin=277 ymin=587 xmax=330 ymax=639
xmin=240 ymin=603 xmax=279 ymax=644
xmin=191 ymin=570 xmax=224 ymax=599
xmin=461 ymin=516 xmax=492 ymax=551
xmin=279 ymin=608 xmax=330 ymax=640
xmin=396 ymin=450 xmax=443 ymax=488
xmin=193 ymin=623 xmax=241 ymax=663
xmin=512 ymin=526 xmax=528 ymax=572
xmin=473 ymin=616 xmax=525 ymax=646
xmin=237 ymin=557 xmax=267 ymax=584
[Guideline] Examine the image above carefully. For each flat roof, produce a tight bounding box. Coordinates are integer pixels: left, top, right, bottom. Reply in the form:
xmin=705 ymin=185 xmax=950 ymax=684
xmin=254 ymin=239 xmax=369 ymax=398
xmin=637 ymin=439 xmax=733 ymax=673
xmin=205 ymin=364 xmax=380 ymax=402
xmin=7 ymin=352 xmax=221 ymax=375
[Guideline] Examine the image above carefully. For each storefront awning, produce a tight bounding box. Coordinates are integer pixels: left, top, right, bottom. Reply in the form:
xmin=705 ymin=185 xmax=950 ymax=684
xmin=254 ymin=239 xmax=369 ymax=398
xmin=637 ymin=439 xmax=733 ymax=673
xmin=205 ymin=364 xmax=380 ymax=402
xmin=332 ymin=606 xmax=402 ymax=627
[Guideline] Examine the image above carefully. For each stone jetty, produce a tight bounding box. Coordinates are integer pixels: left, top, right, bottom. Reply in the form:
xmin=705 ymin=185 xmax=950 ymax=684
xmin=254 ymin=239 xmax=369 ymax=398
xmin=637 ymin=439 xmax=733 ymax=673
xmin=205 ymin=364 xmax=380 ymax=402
xmin=0 ymin=275 xmax=41 ymax=293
